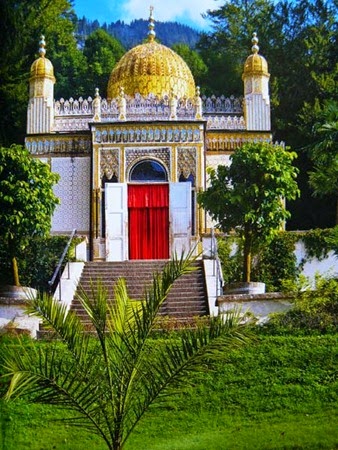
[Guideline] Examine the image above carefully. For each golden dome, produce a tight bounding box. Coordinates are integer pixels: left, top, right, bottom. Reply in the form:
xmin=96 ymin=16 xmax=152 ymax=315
xmin=243 ymin=33 xmax=269 ymax=76
xmin=30 ymin=57 xmax=55 ymax=80
xmin=107 ymin=9 xmax=195 ymax=99
xmin=30 ymin=36 xmax=55 ymax=81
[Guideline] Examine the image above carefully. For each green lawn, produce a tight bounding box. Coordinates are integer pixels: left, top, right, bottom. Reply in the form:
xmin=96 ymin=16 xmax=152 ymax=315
xmin=1 ymin=334 xmax=337 ymax=450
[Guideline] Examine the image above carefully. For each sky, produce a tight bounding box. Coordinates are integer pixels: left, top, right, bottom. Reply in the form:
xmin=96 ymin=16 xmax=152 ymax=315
xmin=73 ymin=0 xmax=216 ymax=31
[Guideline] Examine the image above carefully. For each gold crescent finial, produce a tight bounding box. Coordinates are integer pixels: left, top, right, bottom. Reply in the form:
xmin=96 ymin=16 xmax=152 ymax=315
xmin=148 ymin=6 xmax=156 ymax=42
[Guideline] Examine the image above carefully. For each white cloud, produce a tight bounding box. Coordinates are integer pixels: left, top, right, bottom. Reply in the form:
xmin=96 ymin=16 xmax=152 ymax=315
xmin=122 ymin=0 xmax=216 ymax=29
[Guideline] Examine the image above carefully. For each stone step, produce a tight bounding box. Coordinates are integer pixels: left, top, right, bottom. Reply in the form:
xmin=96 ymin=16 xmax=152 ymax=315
xmin=74 ymin=281 xmax=204 ymax=298
xmin=37 ymin=259 xmax=209 ymax=337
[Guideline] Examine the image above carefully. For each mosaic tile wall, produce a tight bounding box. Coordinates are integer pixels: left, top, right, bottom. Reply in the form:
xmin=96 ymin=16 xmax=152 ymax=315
xmin=51 ymin=157 xmax=90 ymax=233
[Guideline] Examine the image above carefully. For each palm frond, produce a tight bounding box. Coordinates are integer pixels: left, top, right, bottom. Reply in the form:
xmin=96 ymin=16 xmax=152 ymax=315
xmin=2 ymin=251 xmax=253 ymax=450
xmin=77 ymin=279 xmax=110 ymax=337
xmin=118 ymin=308 xmax=252 ymax=446
xmin=27 ymin=293 xmax=90 ymax=364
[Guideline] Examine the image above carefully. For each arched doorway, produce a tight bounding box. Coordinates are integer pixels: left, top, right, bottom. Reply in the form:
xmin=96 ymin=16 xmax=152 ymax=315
xmin=128 ymin=160 xmax=169 ymax=259
xmin=105 ymin=161 xmax=192 ymax=261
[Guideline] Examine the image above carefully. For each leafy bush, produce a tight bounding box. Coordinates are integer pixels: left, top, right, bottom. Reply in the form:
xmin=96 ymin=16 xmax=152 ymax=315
xmin=0 ymin=235 xmax=82 ymax=292
xmin=299 ymin=225 xmax=338 ymax=260
xmin=217 ymin=232 xmax=299 ymax=291
xmin=265 ymin=275 xmax=338 ymax=333
xmin=253 ymin=232 xmax=299 ymax=291
xmin=217 ymin=228 xmax=338 ymax=292
xmin=216 ymin=235 xmax=242 ymax=285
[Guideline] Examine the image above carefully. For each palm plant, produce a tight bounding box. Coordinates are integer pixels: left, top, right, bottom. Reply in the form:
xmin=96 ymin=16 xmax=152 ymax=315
xmin=1 ymin=252 xmax=251 ymax=450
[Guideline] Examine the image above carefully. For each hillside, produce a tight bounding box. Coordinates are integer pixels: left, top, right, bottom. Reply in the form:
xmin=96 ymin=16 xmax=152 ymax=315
xmin=76 ymin=17 xmax=201 ymax=49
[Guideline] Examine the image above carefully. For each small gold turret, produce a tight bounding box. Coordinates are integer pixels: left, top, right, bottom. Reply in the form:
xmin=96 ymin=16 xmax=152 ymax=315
xmin=27 ymin=36 xmax=55 ymax=134
xmin=242 ymin=33 xmax=271 ymax=131
xmin=243 ymin=32 xmax=269 ymax=77
xmin=30 ymin=36 xmax=55 ymax=84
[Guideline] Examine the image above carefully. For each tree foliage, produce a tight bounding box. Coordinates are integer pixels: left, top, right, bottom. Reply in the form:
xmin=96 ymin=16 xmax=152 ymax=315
xmin=305 ymin=100 xmax=338 ymax=223
xmin=0 ymin=0 xmax=86 ymax=145
xmin=0 ymin=145 xmax=59 ymax=286
xmin=198 ymin=0 xmax=275 ymax=96
xmin=1 ymin=253 xmax=251 ymax=450
xmin=198 ymin=142 xmax=299 ymax=282
xmin=76 ymin=18 xmax=201 ymax=50
xmin=200 ymin=0 xmax=337 ymax=229
xmin=82 ymin=29 xmax=125 ymax=97
xmin=172 ymin=44 xmax=208 ymax=87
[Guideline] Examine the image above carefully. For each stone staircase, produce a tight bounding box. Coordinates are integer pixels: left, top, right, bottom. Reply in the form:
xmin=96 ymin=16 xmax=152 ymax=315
xmin=68 ymin=259 xmax=209 ymax=331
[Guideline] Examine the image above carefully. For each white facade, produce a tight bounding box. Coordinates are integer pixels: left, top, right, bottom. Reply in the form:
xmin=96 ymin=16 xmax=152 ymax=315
xmin=25 ymin=33 xmax=271 ymax=261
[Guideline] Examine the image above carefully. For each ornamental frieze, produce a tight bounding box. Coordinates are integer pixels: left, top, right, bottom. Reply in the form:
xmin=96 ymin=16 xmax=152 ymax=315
xmin=25 ymin=135 xmax=91 ymax=155
xmin=94 ymin=126 xmax=203 ymax=144
xmin=54 ymin=94 xmax=243 ymax=116
xmin=206 ymin=132 xmax=272 ymax=151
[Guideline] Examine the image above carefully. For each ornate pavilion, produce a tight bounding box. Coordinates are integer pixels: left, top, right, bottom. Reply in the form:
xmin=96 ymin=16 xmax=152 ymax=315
xmin=25 ymin=10 xmax=271 ymax=261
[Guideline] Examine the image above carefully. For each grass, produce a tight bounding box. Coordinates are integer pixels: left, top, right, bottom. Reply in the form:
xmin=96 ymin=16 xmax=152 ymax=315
xmin=1 ymin=333 xmax=337 ymax=450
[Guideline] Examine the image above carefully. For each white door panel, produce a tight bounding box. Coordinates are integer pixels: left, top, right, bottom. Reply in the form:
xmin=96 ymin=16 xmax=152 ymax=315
xmin=105 ymin=184 xmax=128 ymax=261
xmin=169 ymin=183 xmax=191 ymax=256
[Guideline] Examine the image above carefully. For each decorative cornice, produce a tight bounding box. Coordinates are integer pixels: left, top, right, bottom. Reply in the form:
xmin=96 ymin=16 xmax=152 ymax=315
xmin=25 ymin=135 xmax=91 ymax=155
xmin=206 ymin=132 xmax=272 ymax=151
xmin=93 ymin=124 xmax=203 ymax=144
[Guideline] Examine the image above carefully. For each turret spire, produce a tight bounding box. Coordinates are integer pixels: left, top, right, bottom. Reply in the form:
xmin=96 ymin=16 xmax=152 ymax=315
xmin=148 ymin=6 xmax=156 ymax=42
xmin=39 ymin=35 xmax=46 ymax=58
xmin=251 ymin=32 xmax=259 ymax=54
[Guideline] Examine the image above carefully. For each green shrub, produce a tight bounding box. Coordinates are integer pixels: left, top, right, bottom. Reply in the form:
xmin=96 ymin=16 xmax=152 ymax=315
xmin=253 ymin=231 xmax=299 ymax=291
xmin=0 ymin=235 xmax=82 ymax=292
xmin=265 ymin=275 xmax=338 ymax=333
xmin=298 ymin=226 xmax=338 ymax=260
xmin=217 ymin=232 xmax=299 ymax=291
xmin=217 ymin=228 xmax=338 ymax=292
xmin=216 ymin=235 xmax=242 ymax=284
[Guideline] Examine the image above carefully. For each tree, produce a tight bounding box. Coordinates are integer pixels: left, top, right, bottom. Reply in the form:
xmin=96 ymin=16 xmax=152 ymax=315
xmin=306 ymin=100 xmax=338 ymax=223
xmin=0 ymin=0 xmax=86 ymax=145
xmin=0 ymin=145 xmax=59 ymax=286
xmin=200 ymin=0 xmax=337 ymax=135
xmin=198 ymin=142 xmax=299 ymax=283
xmin=197 ymin=0 xmax=276 ymax=96
xmin=82 ymin=29 xmax=125 ymax=96
xmin=1 ymin=253 xmax=251 ymax=450
xmin=199 ymin=0 xmax=337 ymax=229
xmin=171 ymin=43 xmax=208 ymax=88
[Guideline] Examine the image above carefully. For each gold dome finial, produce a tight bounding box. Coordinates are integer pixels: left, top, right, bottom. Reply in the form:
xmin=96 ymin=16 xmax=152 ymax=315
xmin=148 ymin=6 xmax=156 ymax=42
xmin=251 ymin=32 xmax=259 ymax=54
xmin=39 ymin=35 xmax=46 ymax=58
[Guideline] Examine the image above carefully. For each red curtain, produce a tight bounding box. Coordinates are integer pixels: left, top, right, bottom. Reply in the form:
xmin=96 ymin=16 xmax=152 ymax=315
xmin=128 ymin=184 xmax=169 ymax=259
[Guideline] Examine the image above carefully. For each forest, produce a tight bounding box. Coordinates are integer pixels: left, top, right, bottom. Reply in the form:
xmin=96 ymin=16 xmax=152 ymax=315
xmin=76 ymin=17 xmax=201 ymax=49
xmin=0 ymin=0 xmax=336 ymax=230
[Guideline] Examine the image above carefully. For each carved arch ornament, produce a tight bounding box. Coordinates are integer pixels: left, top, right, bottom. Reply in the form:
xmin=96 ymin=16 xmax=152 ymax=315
xmin=126 ymin=156 xmax=169 ymax=182
xmin=100 ymin=148 xmax=120 ymax=181
xmin=125 ymin=147 xmax=170 ymax=180
xmin=177 ymin=146 xmax=197 ymax=179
